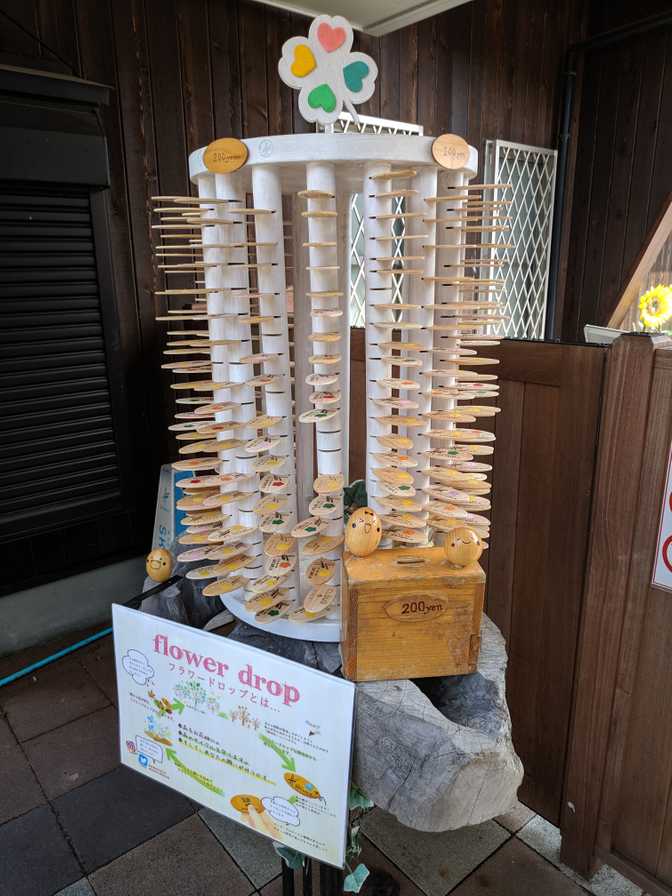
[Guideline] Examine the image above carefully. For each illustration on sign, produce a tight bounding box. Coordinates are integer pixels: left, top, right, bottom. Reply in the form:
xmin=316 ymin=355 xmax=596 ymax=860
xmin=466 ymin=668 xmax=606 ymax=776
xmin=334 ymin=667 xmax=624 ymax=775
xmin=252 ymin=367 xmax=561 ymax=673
xmin=113 ymin=605 xmax=355 ymax=866
xmin=653 ymin=440 xmax=672 ymax=593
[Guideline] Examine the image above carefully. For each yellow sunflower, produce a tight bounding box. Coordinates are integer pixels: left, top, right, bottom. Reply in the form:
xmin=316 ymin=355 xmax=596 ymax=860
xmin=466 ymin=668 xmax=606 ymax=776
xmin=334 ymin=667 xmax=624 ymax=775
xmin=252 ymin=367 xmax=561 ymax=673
xmin=639 ymin=284 xmax=672 ymax=330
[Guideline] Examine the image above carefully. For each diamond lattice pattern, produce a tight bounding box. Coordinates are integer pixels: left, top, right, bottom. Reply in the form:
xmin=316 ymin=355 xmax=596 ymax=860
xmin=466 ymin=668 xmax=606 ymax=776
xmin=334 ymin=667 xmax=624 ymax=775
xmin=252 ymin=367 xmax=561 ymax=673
xmin=321 ymin=113 xmax=424 ymax=327
xmin=484 ymin=141 xmax=557 ymax=340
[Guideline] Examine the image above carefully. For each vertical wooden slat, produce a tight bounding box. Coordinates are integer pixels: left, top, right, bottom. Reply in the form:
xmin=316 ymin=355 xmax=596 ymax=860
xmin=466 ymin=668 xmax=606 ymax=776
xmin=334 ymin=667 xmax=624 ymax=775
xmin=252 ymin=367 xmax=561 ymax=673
xmin=379 ymin=29 xmax=401 ymax=123
xmin=600 ymin=350 xmax=672 ymax=870
xmin=596 ymin=38 xmax=642 ymax=325
xmin=561 ymin=334 xmax=662 ymax=876
xmin=112 ymin=0 xmax=169 ymax=474
xmin=209 ymin=0 xmax=243 ymax=136
xmin=416 ymin=15 xmax=437 ymax=135
xmin=176 ymin=0 xmax=214 ymax=153
xmin=266 ymin=6 xmax=293 ymax=136
xmin=36 ymin=0 xmax=79 ymax=73
xmin=486 ymin=378 xmax=524 ymax=640
xmin=508 ymin=381 xmax=560 ymax=818
xmin=238 ymin=0 xmax=268 ymax=137
xmin=145 ymin=0 xmax=188 ymax=194
xmin=398 ymin=23 xmax=418 ymax=125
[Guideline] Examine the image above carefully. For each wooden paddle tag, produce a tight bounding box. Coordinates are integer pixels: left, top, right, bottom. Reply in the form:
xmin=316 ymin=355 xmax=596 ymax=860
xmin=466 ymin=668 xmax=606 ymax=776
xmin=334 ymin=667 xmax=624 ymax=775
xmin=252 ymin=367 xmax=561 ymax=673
xmin=260 ymin=513 xmax=292 ymax=534
xmin=245 ymin=589 xmax=287 ymax=614
xmin=308 ymin=494 xmax=342 ymax=518
xmin=265 ymin=554 xmax=296 ymax=575
xmin=291 ymin=517 xmax=326 ymax=539
xmin=254 ymin=495 xmax=288 ymax=515
xmin=388 ymin=527 xmax=427 ymax=545
xmin=264 ymin=534 xmax=296 ymax=558
xmin=302 ymin=534 xmax=343 ymax=557
xmin=314 ymin=473 xmax=344 ymax=495
xmin=304 ymin=584 xmax=336 ymax=614
xmin=260 ymin=474 xmax=291 ymax=494
xmin=306 ymin=372 xmax=339 ymax=387
xmin=306 ymin=557 xmax=336 ymax=585
xmin=245 ymin=436 xmax=282 ymax=454
xmin=255 ymin=601 xmax=292 ymax=624
xmin=202 ymin=576 xmax=247 ymax=597
xmin=247 ymin=575 xmax=288 ymax=595
xmin=252 ymin=455 xmax=287 ymax=473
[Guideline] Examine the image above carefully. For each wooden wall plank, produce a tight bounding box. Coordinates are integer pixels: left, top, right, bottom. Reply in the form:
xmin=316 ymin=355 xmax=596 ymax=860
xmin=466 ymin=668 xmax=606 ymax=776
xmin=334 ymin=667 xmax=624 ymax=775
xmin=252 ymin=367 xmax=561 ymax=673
xmin=562 ymin=23 xmax=672 ymax=339
xmin=398 ymin=24 xmax=418 ymax=126
xmin=380 ymin=29 xmax=401 ymax=123
xmin=486 ymin=378 xmax=523 ymax=640
xmin=602 ymin=351 xmax=672 ymax=873
xmin=144 ymin=0 xmax=188 ymax=193
xmin=561 ymin=334 xmax=661 ymax=875
xmin=36 ymin=0 xmax=79 ymax=74
xmin=266 ymin=6 xmax=293 ymax=136
xmin=176 ymin=0 xmax=214 ymax=154
xmin=238 ymin=0 xmax=269 ymax=137
xmin=111 ymin=0 xmax=168 ymax=483
xmin=596 ymin=38 xmax=642 ymax=325
xmin=208 ymin=0 xmax=242 ymax=136
xmin=508 ymin=381 xmax=560 ymax=818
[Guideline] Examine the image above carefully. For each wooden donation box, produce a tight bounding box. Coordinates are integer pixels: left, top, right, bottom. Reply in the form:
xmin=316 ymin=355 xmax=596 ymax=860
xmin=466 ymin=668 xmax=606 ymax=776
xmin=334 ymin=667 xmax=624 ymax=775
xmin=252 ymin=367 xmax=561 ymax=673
xmin=341 ymin=546 xmax=485 ymax=682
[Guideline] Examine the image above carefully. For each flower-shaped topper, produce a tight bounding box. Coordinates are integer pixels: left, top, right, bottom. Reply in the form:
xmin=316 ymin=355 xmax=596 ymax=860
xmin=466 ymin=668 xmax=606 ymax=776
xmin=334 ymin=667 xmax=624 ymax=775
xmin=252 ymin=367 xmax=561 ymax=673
xmin=278 ymin=15 xmax=378 ymax=127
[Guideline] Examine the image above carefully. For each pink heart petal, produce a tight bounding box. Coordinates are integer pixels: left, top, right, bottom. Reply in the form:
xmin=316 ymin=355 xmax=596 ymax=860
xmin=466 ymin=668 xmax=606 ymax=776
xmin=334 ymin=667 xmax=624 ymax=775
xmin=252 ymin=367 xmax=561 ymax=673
xmin=317 ymin=22 xmax=346 ymax=52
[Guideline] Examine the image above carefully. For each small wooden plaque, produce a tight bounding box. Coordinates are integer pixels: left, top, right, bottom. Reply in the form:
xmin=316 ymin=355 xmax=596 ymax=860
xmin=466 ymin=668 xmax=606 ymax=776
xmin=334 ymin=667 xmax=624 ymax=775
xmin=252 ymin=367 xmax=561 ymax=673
xmin=432 ymin=133 xmax=470 ymax=170
xmin=203 ymin=138 xmax=248 ymax=173
xmin=341 ymin=546 xmax=484 ymax=682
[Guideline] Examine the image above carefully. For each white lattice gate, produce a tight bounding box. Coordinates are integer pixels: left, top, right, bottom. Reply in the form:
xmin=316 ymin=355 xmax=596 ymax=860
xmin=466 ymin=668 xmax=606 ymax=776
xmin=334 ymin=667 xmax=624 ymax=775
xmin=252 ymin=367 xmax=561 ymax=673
xmin=323 ymin=113 xmax=424 ymax=326
xmin=484 ymin=140 xmax=557 ymax=340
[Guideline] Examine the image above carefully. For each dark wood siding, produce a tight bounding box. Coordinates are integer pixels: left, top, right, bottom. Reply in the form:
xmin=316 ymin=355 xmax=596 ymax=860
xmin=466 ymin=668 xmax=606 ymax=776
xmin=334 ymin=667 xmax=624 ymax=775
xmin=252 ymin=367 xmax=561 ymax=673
xmin=0 ymin=0 xmax=580 ymax=462
xmin=562 ymin=18 xmax=672 ymax=340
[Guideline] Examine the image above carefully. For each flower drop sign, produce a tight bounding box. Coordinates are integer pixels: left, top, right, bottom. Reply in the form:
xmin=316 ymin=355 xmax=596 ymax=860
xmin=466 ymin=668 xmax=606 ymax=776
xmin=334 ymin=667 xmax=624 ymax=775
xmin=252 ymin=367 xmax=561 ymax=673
xmin=278 ymin=15 xmax=378 ymax=127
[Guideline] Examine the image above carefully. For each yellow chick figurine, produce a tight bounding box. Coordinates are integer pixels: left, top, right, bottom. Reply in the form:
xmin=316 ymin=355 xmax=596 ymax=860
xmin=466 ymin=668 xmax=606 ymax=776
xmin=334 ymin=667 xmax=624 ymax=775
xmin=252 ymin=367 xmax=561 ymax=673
xmin=145 ymin=548 xmax=174 ymax=583
xmin=345 ymin=507 xmax=382 ymax=557
xmin=443 ymin=527 xmax=483 ymax=568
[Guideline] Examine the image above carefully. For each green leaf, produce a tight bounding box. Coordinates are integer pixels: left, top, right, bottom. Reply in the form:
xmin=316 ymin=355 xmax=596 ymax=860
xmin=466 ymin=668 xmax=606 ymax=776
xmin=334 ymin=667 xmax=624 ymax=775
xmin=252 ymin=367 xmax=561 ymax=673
xmin=171 ymin=699 xmax=185 ymax=714
xmin=343 ymin=864 xmax=369 ymax=893
xmin=260 ymin=734 xmax=296 ymax=771
xmin=348 ymin=783 xmax=374 ymax=811
xmin=273 ymin=844 xmax=305 ymax=870
xmin=288 ymin=795 xmax=299 ymax=805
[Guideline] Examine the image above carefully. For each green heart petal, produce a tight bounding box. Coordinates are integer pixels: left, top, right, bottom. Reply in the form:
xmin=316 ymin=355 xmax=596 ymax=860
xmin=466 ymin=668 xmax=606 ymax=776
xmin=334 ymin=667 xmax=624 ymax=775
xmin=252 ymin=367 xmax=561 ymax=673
xmin=308 ymin=83 xmax=337 ymax=113
xmin=343 ymin=61 xmax=369 ymax=93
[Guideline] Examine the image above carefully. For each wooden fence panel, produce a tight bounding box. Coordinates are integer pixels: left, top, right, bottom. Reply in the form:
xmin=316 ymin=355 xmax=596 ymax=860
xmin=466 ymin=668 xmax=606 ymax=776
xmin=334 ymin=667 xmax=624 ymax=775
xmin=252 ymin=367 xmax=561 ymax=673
xmin=561 ymin=337 xmax=672 ymax=896
xmin=348 ymin=335 xmax=607 ymax=824
xmin=487 ymin=340 xmax=606 ymax=823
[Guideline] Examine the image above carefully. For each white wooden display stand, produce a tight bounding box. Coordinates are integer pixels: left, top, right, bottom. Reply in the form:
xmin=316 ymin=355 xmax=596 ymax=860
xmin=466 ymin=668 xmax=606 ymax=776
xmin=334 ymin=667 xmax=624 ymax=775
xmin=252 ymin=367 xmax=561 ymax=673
xmin=182 ymin=133 xmax=479 ymax=642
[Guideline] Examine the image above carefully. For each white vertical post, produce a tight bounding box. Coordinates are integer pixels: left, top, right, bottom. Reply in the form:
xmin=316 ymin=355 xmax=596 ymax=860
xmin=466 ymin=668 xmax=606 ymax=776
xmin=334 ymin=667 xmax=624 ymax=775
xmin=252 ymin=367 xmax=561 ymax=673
xmin=363 ymin=163 xmax=392 ymax=521
xmin=406 ymin=167 xmax=437 ymax=545
xmin=302 ymin=162 xmax=344 ymax=596
xmin=251 ymin=165 xmax=299 ymax=601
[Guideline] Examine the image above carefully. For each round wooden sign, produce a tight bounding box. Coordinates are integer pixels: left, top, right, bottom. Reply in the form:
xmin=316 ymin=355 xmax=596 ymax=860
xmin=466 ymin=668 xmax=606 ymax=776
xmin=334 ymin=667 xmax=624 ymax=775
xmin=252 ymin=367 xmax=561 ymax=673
xmin=203 ymin=138 xmax=248 ymax=173
xmin=431 ymin=133 xmax=470 ymax=170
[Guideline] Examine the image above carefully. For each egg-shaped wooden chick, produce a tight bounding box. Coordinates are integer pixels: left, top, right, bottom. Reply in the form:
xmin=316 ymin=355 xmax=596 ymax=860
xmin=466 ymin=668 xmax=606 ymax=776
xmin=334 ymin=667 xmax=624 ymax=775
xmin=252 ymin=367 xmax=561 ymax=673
xmin=345 ymin=507 xmax=382 ymax=557
xmin=443 ymin=527 xmax=483 ymax=568
xmin=145 ymin=548 xmax=174 ymax=583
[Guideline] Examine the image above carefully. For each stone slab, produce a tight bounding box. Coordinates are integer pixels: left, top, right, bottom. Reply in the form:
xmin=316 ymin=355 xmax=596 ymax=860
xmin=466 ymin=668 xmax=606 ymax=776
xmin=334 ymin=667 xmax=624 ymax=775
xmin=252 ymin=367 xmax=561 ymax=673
xmin=0 ymin=657 xmax=108 ymax=742
xmin=199 ymin=807 xmax=281 ymax=888
xmin=0 ymin=805 xmax=81 ymax=896
xmin=361 ymin=808 xmax=509 ymax=896
xmin=89 ymin=815 xmax=253 ymax=896
xmin=24 ymin=705 xmax=119 ymax=799
xmin=54 ymin=765 xmax=194 ymax=872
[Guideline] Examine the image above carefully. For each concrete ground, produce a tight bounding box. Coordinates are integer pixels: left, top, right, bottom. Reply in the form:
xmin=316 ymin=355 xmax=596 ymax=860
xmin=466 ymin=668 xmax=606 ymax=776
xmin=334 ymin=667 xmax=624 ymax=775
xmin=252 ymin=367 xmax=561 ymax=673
xmin=0 ymin=628 xmax=643 ymax=896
